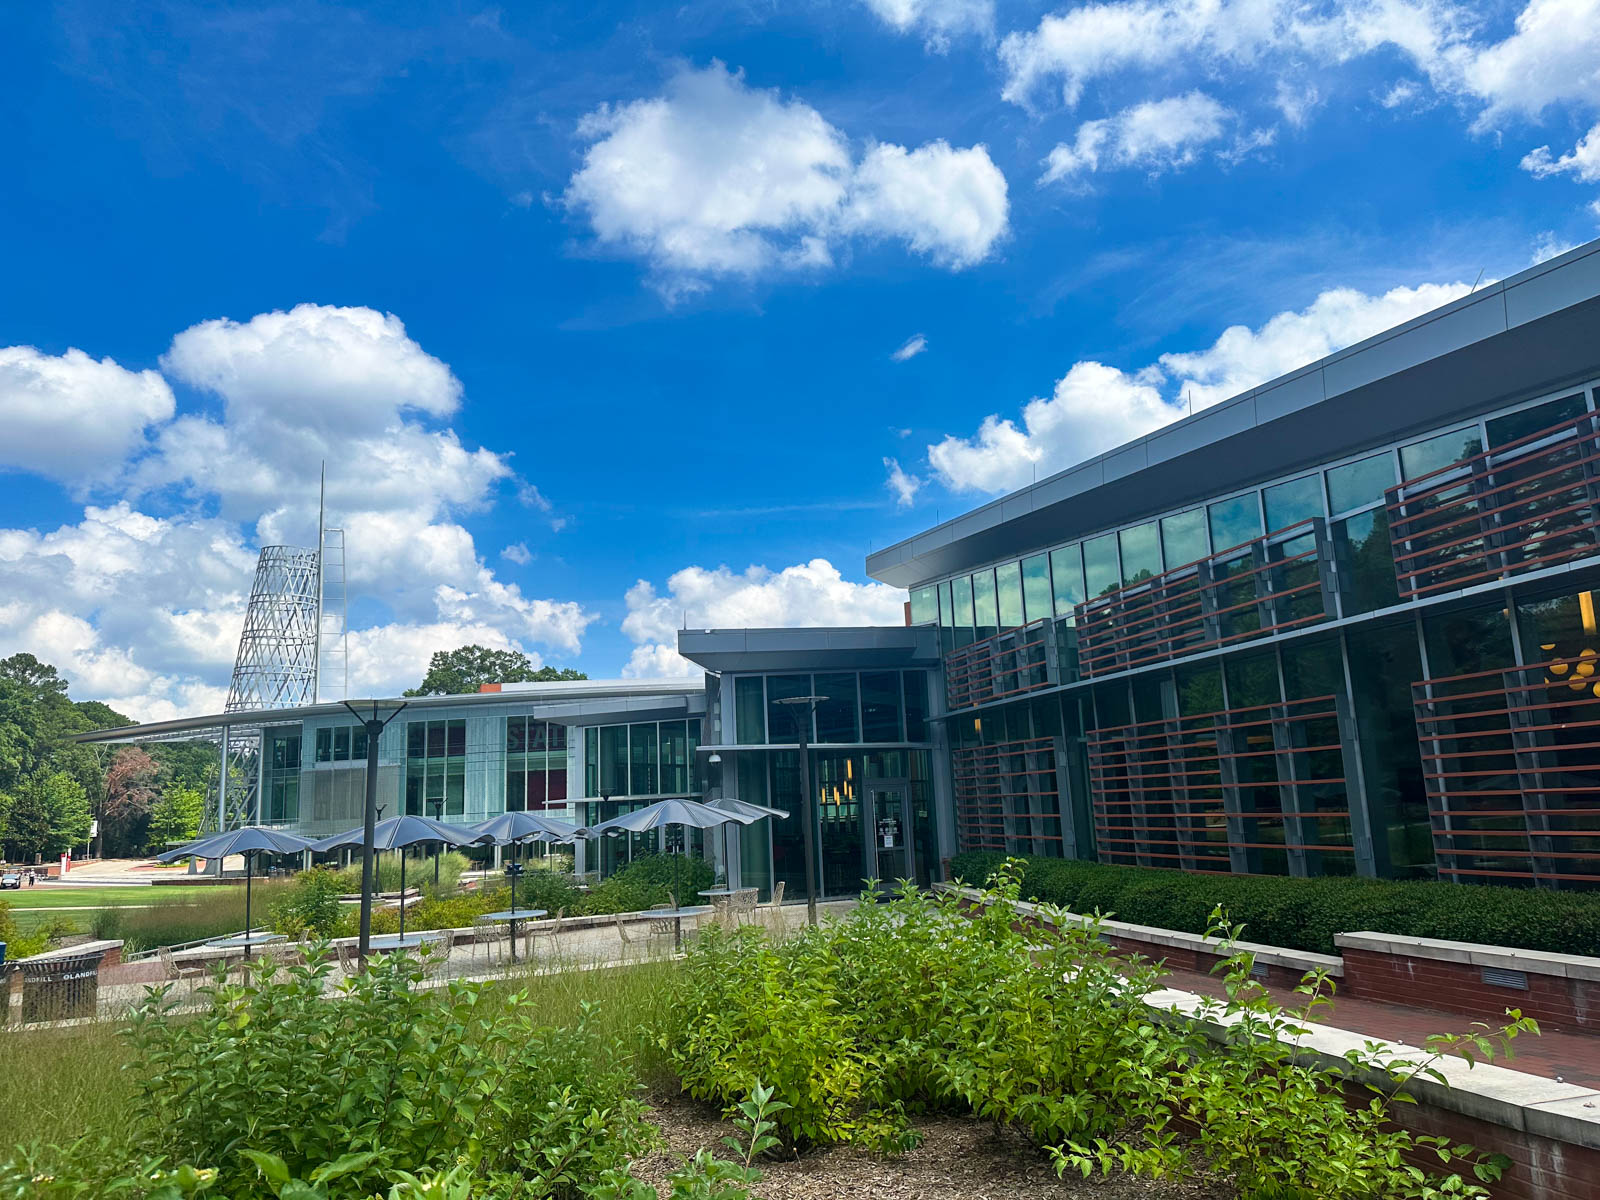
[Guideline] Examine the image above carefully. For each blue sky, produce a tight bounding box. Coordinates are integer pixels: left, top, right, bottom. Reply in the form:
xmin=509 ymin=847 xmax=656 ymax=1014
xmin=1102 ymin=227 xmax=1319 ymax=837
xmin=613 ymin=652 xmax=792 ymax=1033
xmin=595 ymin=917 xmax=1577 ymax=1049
xmin=2 ymin=0 xmax=1598 ymax=718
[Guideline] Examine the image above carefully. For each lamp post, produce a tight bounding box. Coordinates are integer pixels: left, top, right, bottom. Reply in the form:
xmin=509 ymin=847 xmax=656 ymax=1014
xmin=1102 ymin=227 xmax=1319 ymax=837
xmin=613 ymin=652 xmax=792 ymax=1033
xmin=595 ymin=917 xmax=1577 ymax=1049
xmin=428 ymin=796 xmax=444 ymax=886
xmin=775 ymin=695 xmax=827 ymax=927
xmin=344 ymin=700 xmax=407 ymax=964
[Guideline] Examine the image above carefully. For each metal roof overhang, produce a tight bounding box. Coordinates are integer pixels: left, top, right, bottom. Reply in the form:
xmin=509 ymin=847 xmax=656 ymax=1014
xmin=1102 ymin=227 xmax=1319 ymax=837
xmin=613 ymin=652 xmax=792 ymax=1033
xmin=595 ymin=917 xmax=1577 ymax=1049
xmin=74 ymin=681 xmax=708 ymax=745
xmin=866 ymin=240 xmax=1600 ymax=589
xmin=677 ymin=626 xmax=940 ymax=673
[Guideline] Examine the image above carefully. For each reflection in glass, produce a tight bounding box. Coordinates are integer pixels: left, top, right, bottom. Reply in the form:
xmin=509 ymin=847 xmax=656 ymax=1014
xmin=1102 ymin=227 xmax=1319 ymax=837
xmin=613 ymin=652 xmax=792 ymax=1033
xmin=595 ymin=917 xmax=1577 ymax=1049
xmin=766 ymin=675 xmax=814 ymax=742
xmin=995 ymin=561 xmax=1025 ymax=629
xmin=1400 ymin=427 xmax=1483 ymax=480
xmin=1208 ymin=494 xmax=1263 ymax=553
xmin=1486 ymin=393 xmax=1586 ymax=449
xmin=1326 ymin=453 xmax=1395 ymax=515
xmin=909 ymin=585 xmax=937 ymax=626
xmin=860 ymin=671 xmax=902 ymax=741
xmin=1119 ymin=522 xmax=1161 ymax=584
xmin=1264 ymin=474 xmax=1323 ymax=531
xmin=735 ymin=676 xmax=765 ymax=744
xmin=814 ymin=673 xmax=860 ymax=743
xmin=1160 ymin=508 xmax=1207 ymax=568
xmin=1334 ymin=509 xmax=1399 ymax=614
xmin=1021 ymin=554 xmax=1051 ymax=623
xmin=972 ymin=569 xmax=998 ymax=638
xmin=1050 ymin=545 xmax=1084 ymax=620
xmin=1083 ymin=533 xmax=1120 ymax=597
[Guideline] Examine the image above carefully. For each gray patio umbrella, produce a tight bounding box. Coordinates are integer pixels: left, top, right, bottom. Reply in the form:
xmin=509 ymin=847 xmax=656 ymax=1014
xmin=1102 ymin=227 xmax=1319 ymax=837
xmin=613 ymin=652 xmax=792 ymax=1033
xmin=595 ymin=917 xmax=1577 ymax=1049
xmin=705 ymin=798 xmax=790 ymax=888
xmin=472 ymin=811 xmax=581 ymax=907
xmin=310 ymin=815 xmax=490 ymax=939
xmin=574 ymin=798 xmax=769 ymax=903
xmin=157 ymin=827 xmax=316 ymax=957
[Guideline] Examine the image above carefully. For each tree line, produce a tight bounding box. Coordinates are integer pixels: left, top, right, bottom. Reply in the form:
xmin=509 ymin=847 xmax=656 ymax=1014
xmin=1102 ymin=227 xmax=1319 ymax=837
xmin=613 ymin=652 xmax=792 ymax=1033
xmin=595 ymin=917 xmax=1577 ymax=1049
xmin=0 ymin=654 xmax=212 ymax=863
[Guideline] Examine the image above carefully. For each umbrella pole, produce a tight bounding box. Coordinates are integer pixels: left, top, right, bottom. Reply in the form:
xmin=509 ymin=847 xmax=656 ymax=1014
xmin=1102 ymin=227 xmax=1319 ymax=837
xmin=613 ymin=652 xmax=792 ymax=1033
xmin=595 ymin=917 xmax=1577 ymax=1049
xmin=244 ymin=852 xmax=253 ymax=961
xmin=400 ymin=851 xmax=407 ymax=941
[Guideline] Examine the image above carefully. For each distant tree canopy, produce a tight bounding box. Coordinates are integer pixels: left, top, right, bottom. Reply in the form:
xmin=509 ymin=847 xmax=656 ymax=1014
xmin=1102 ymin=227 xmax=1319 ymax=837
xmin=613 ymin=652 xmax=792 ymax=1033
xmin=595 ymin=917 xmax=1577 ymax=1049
xmin=403 ymin=646 xmax=587 ymax=696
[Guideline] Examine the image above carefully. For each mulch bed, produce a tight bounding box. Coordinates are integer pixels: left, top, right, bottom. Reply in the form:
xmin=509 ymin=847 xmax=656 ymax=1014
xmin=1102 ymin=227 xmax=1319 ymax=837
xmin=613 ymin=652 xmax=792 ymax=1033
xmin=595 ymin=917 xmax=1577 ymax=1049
xmin=630 ymin=1092 xmax=1228 ymax=1199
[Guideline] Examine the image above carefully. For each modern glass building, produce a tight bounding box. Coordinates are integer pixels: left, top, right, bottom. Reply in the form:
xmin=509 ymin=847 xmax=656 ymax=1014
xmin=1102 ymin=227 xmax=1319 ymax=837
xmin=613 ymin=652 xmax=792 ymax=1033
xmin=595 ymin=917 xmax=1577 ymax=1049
xmin=866 ymin=239 xmax=1600 ymax=889
xmin=83 ymin=239 xmax=1600 ymax=895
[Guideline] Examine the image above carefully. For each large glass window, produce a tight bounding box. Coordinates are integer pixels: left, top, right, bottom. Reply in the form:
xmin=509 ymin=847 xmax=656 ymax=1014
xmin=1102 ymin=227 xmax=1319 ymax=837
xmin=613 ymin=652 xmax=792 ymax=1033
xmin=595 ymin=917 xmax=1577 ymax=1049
xmin=766 ymin=674 xmax=814 ymax=742
xmin=1424 ymin=600 xmax=1515 ymax=678
xmin=1487 ymin=393 xmax=1586 ymax=449
xmin=1160 ymin=508 xmax=1207 ymax=568
xmin=1082 ymin=533 xmax=1120 ymax=597
xmin=904 ymin=672 xmax=929 ymax=741
xmin=995 ymin=562 xmax=1025 ymax=629
xmin=1334 ymin=508 xmax=1400 ymax=614
xmin=1346 ymin=622 xmax=1431 ymax=877
xmin=952 ymin=575 xmax=975 ymax=646
xmin=1264 ymin=474 xmax=1323 ymax=531
xmin=1021 ymin=554 xmax=1051 ymax=623
xmin=1326 ymin=452 xmax=1396 ymax=515
xmin=1208 ymin=493 xmax=1262 ymax=553
xmin=1050 ymin=545 xmax=1084 ymax=620
xmin=938 ymin=579 xmax=955 ymax=654
xmin=815 ymin=674 xmax=860 ymax=743
xmin=629 ymin=723 xmax=659 ymax=794
xmin=1119 ymin=522 xmax=1161 ymax=584
xmin=909 ymin=585 xmax=937 ymax=626
xmin=972 ymin=570 xmax=998 ymax=639
xmin=404 ymin=718 xmax=470 ymax=816
xmin=860 ymin=671 xmax=902 ymax=742
xmin=660 ymin=720 xmax=691 ymax=793
xmin=315 ymin=728 xmax=332 ymax=763
xmin=599 ymin=725 xmax=628 ymax=795
xmin=584 ymin=727 xmax=598 ymax=796
xmin=1400 ymin=426 xmax=1483 ymax=480
xmin=735 ymin=676 xmax=765 ymax=744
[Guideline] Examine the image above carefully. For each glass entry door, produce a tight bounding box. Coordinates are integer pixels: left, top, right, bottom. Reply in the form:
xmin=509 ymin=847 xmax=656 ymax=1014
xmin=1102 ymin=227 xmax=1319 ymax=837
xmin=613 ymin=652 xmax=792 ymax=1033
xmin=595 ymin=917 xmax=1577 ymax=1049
xmin=866 ymin=783 xmax=913 ymax=886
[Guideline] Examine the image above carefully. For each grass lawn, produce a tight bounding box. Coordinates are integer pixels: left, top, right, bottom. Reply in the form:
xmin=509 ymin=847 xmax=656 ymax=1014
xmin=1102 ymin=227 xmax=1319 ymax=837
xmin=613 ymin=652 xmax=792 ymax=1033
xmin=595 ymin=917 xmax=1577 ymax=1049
xmin=4 ymin=884 xmax=241 ymax=933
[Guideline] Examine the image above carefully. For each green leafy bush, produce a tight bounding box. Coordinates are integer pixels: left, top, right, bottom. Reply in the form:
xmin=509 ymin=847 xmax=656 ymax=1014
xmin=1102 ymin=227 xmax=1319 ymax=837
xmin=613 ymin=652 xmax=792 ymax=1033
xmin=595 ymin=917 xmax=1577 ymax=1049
xmin=579 ymin=854 xmax=714 ymax=916
xmin=666 ymin=862 xmax=1525 ymax=1196
xmin=1 ymin=949 xmax=658 ymax=1199
xmin=0 ymin=899 xmax=54 ymax=959
xmin=269 ymin=867 xmax=346 ymax=938
xmin=950 ymin=850 xmax=1600 ymax=956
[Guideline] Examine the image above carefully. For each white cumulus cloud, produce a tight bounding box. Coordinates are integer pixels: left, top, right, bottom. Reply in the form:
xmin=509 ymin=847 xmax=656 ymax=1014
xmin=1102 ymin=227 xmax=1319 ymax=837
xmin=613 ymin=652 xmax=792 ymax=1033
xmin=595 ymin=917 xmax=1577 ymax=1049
xmin=883 ymin=457 xmax=922 ymax=507
xmin=564 ymin=63 xmax=1008 ymax=295
xmin=0 ymin=347 xmax=175 ymax=485
xmin=925 ymin=279 xmax=1475 ymax=495
xmin=1522 ymin=122 xmax=1600 ymax=183
xmin=1041 ymin=91 xmax=1235 ymax=182
xmin=858 ymin=0 xmax=993 ymax=48
xmin=0 ymin=304 xmax=595 ymax=720
xmin=621 ymin=559 xmax=908 ymax=676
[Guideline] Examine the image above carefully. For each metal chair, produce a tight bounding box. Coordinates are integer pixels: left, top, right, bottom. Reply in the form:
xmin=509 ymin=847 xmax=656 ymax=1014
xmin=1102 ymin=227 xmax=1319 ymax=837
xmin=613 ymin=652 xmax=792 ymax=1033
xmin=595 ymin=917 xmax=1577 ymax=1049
xmin=731 ymin=887 xmax=759 ymax=927
xmin=333 ymin=941 xmax=363 ymax=977
xmin=158 ymin=945 xmax=207 ymax=994
xmin=471 ymin=922 xmax=508 ymax=969
xmin=522 ymin=908 xmax=564 ymax=961
xmin=758 ymin=881 xmax=786 ymax=930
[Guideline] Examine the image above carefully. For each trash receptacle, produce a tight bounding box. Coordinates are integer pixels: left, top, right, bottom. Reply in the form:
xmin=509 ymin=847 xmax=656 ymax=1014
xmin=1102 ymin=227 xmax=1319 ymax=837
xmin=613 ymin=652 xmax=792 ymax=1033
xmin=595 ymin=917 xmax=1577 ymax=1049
xmin=18 ymin=950 xmax=104 ymax=1023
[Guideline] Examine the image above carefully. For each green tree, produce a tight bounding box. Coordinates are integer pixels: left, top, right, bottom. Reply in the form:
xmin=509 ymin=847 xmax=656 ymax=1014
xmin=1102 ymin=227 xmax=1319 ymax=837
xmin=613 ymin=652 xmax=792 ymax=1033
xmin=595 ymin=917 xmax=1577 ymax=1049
xmin=146 ymin=783 xmax=205 ymax=851
xmin=403 ymin=645 xmax=586 ymax=696
xmin=2 ymin=771 xmax=91 ymax=862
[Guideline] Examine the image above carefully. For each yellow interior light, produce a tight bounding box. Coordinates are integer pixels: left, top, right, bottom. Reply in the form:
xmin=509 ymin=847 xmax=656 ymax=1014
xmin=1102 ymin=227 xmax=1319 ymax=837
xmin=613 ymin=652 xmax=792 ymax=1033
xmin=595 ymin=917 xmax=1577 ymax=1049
xmin=1582 ymin=591 xmax=1597 ymax=636
xmin=846 ymin=759 xmax=853 ymax=779
xmin=1581 ymin=662 xmax=1596 ymax=678
xmin=1552 ymin=660 xmax=1571 ymax=676
xmin=1571 ymin=679 xmax=1588 ymax=691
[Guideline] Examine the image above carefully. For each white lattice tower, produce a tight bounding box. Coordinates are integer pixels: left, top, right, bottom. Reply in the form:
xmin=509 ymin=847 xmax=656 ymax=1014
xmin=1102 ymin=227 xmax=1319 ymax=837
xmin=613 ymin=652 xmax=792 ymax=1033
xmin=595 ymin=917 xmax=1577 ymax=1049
xmin=227 ymin=545 xmax=321 ymax=712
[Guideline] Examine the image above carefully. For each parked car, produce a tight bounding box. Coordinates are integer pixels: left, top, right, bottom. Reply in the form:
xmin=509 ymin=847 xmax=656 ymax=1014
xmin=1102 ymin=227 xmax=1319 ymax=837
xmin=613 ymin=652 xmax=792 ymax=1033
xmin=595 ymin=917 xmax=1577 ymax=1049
xmin=0 ymin=872 xmax=20 ymax=890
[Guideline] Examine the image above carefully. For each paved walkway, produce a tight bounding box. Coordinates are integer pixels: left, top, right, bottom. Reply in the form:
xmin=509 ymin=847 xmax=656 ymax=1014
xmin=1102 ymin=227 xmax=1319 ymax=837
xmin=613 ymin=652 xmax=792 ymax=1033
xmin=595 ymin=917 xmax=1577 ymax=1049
xmin=1154 ymin=960 xmax=1600 ymax=1088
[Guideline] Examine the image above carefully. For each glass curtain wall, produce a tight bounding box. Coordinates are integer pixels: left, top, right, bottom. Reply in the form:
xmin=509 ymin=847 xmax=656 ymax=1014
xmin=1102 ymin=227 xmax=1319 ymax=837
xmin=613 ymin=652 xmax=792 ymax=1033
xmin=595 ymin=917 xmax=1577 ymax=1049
xmin=404 ymin=719 xmax=466 ymax=817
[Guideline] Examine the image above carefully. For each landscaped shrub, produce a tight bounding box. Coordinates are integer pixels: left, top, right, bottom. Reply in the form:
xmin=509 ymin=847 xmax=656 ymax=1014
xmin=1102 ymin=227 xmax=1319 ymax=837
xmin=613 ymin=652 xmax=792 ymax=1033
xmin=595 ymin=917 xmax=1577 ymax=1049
xmin=269 ymin=866 xmax=346 ymax=938
xmin=579 ymin=854 xmax=714 ymax=915
xmin=0 ymin=899 xmax=54 ymax=959
xmin=666 ymin=862 xmax=1529 ymax=1197
xmin=0 ymin=949 xmax=658 ymax=1199
xmin=950 ymin=850 xmax=1600 ymax=956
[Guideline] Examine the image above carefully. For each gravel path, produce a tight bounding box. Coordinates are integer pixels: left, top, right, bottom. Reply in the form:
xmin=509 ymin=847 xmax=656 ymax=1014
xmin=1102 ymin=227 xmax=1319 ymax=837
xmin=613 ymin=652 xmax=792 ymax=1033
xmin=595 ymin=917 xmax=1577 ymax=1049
xmin=630 ymin=1093 xmax=1228 ymax=1199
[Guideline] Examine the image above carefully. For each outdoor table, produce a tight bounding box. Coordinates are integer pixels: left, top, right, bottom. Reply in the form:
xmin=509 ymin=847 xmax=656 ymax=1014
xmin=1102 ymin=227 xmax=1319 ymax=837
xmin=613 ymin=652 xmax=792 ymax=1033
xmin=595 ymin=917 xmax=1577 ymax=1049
xmin=171 ymin=945 xmax=245 ymax=965
xmin=205 ymin=932 xmax=286 ymax=959
xmin=475 ymin=909 xmax=548 ymax=963
xmin=698 ymin=888 xmax=739 ymax=925
xmin=647 ymin=904 xmax=712 ymax=950
xmin=367 ymin=933 xmax=441 ymax=953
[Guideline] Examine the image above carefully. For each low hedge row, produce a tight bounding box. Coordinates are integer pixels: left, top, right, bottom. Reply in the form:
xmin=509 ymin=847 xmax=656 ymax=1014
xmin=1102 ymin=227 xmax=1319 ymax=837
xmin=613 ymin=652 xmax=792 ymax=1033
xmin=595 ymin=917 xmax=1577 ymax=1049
xmin=947 ymin=851 xmax=1600 ymax=957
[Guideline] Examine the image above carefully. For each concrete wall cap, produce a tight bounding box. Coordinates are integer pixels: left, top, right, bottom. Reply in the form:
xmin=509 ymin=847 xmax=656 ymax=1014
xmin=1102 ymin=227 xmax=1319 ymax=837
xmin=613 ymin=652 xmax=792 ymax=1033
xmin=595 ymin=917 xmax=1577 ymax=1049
xmin=1336 ymin=932 xmax=1600 ymax=982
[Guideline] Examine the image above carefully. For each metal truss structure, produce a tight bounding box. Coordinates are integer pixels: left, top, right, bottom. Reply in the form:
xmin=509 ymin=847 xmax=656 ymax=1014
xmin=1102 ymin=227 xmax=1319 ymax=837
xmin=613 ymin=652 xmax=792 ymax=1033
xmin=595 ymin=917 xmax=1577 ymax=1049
xmin=228 ymin=545 xmax=321 ymax=713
